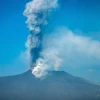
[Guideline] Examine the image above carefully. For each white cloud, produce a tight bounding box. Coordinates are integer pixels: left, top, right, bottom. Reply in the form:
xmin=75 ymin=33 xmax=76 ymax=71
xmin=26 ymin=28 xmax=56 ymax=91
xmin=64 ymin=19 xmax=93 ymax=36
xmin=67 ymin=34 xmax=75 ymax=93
xmin=43 ymin=27 xmax=100 ymax=68
xmin=22 ymin=27 xmax=100 ymax=78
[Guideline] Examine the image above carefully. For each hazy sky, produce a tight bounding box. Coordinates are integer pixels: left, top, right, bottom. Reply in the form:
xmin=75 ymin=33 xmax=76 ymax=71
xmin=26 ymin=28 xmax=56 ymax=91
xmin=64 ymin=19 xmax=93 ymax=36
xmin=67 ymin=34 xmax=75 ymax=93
xmin=0 ymin=0 xmax=100 ymax=82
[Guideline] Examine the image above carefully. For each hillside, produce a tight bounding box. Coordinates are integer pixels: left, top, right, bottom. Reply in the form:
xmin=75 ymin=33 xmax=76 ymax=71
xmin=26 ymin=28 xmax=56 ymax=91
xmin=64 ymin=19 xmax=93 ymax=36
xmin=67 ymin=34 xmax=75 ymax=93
xmin=0 ymin=70 xmax=100 ymax=100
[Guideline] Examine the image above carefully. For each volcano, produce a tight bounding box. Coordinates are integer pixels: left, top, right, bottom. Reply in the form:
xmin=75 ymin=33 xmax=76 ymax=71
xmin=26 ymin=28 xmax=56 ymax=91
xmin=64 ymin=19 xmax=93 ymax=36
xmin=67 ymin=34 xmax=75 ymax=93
xmin=0 ymin=70 xmax=100 ymax=100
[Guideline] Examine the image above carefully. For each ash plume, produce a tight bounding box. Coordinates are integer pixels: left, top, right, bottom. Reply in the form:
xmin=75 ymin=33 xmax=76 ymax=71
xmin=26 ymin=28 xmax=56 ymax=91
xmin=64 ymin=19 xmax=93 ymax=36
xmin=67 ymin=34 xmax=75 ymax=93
xmin=24 ymin=0 xmax=58 ymax=77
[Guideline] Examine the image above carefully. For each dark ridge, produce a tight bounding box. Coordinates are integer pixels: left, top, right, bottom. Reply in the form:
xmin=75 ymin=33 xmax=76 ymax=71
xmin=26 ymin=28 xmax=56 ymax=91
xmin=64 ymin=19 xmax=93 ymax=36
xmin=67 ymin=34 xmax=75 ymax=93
xmin=0 ymin=70 xmax=100 ymax=100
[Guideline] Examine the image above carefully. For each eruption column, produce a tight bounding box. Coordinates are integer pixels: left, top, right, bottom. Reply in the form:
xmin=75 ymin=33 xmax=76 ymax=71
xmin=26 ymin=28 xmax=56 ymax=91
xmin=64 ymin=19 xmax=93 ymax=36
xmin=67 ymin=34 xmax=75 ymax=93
xmin=24 ymin=0 xmax=58 ymax=74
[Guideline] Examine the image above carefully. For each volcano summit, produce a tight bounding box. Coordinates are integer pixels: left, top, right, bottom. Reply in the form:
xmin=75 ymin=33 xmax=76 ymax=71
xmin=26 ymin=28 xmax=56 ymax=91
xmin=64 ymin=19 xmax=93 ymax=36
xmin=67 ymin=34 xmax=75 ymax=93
xmin=0 ymin=70 xmax=100 ymax=100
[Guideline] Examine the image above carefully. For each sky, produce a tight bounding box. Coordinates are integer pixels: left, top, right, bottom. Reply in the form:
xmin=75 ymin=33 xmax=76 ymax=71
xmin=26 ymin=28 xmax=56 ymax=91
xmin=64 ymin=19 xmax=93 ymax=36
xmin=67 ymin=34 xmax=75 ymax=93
xmin=0 ymin=0 xmax=100 ymax=82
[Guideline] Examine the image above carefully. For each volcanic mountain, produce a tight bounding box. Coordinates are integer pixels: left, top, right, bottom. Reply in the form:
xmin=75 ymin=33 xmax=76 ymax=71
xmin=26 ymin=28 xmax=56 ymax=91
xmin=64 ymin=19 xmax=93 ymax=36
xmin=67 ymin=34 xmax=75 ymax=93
xmin=0 ymin=70 xmax=100 ymax=100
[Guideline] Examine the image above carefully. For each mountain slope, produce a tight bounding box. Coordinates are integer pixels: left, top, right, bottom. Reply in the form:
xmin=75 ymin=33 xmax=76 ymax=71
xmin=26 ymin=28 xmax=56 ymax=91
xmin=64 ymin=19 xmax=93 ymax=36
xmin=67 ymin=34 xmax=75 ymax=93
xmin=0 ymin=70 xmax=100 ymax=100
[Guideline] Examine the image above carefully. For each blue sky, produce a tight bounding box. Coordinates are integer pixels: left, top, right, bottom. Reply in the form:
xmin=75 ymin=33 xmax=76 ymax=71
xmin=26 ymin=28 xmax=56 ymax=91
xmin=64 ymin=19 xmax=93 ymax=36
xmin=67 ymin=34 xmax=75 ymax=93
xmin=0 ymin=0 xmax=100 ymax=82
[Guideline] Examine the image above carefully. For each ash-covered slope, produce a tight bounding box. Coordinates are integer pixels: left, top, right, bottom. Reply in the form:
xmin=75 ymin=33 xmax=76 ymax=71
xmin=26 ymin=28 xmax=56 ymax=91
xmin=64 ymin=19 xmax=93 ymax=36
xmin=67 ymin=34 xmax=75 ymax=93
xmin=0 ymin=70 xmax=100 ymax=100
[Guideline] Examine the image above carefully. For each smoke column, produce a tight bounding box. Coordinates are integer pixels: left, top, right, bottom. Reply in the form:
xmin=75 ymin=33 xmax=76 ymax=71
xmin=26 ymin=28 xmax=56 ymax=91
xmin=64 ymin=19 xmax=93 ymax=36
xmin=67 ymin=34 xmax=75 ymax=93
xmin=24 ymin=0 xmax=58 ymax=77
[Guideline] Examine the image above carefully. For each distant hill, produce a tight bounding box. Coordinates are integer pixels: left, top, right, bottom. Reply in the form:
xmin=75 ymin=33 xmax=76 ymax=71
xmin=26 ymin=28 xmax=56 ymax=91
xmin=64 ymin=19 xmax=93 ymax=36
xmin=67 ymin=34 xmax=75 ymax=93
xmin=0 ymin=70 xmax=100 ymax=100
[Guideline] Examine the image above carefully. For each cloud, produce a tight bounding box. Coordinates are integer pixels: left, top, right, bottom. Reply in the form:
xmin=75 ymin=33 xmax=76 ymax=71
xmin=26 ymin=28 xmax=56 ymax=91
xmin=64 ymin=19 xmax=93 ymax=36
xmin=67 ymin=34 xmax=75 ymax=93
xmin=42 ymin=27 xmax=100 ymax=69
xmin=22 ymin=27 xmax=100 ymax=78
